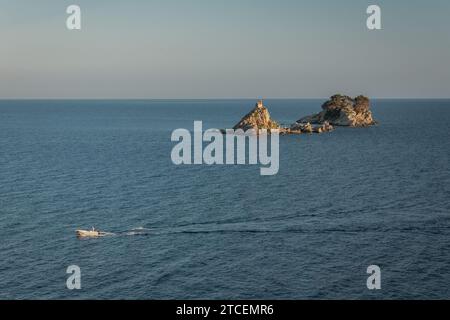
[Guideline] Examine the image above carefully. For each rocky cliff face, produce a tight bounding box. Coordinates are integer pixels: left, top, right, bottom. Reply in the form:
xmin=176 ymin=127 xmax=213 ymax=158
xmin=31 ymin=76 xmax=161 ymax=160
xmin=233 ymin=100 xmax=280 ymax=131
xmin=296 ymin=95 xmax=376 ymax=127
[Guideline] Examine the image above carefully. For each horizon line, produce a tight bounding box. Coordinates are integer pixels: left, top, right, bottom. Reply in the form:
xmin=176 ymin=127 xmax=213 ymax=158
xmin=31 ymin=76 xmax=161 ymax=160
xmin=1 ymin=97 xmax=450 ymax=101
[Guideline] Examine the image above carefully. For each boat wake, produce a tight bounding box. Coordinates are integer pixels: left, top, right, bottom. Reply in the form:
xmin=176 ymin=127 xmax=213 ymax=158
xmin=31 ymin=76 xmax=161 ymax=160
xmin=122 ymin=227 xmax=153 ymax=236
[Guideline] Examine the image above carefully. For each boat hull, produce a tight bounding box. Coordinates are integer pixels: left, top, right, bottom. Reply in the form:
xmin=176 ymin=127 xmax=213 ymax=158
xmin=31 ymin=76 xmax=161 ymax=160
xmin=76 ymin=230 xmax=101 ymax=237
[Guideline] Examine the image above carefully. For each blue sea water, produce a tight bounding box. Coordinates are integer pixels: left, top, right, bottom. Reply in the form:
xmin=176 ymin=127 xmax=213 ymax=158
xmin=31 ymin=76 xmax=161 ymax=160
xmin=0 ymin=99 xmax=449 ymax=299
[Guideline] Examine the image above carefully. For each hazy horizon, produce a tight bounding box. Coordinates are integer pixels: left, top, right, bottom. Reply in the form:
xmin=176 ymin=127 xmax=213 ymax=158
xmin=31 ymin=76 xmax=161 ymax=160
xmin=2 ymin=0 xmax=450 ymax=99
xmin=2 ymin=97 xmax=450 ymax=101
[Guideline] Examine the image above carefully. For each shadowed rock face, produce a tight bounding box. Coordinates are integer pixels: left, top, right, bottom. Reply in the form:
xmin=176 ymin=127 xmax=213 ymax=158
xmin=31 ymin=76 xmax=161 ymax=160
xmin=296 ymin=95 xmax=376 ymax=127
xmin=233 ymin=100 xmax=280 ymax=131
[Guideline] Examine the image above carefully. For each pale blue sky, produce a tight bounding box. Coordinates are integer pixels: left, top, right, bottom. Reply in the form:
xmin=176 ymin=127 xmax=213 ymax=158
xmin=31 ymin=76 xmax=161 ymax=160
xmin=1 ymin=0 xmax=449 ymax=98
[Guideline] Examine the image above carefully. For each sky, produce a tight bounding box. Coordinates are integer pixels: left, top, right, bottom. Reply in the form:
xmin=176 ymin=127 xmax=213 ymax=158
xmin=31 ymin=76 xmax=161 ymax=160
xmin=1 ymin=0 xmax=449 ymax=99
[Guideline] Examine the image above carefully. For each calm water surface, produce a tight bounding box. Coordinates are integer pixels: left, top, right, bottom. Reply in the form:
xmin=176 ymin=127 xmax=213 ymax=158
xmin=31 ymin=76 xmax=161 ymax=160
xmin=0 ymin=99 xmax=449 ymax=299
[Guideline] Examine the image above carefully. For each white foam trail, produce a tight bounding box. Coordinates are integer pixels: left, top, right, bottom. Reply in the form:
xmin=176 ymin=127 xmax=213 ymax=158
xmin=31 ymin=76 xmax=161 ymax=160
xmin=101 ymin=232 xmax=116 ymax=236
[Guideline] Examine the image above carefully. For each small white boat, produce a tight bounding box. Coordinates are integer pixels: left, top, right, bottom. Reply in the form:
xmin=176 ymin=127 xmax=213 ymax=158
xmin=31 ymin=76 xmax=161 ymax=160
xmin=76 ymin=227 xmax=106 ymax=238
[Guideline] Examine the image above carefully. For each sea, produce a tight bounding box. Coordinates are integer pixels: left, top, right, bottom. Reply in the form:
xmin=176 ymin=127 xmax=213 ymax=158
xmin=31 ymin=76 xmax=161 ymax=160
xmin=0 ymin=99 xmax=449 ymax=299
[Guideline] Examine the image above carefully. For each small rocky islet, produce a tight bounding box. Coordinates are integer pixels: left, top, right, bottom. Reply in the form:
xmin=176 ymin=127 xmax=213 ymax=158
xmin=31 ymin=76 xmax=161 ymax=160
xmin=295 ymin=94 xmax=377 ymax=127
xmin=229 ymin=95 xmax=377 ymax=135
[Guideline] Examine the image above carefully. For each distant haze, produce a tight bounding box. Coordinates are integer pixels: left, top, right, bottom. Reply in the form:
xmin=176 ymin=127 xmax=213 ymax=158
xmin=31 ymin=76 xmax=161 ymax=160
xmin=1 ymin=0 xmax=450 ymax=99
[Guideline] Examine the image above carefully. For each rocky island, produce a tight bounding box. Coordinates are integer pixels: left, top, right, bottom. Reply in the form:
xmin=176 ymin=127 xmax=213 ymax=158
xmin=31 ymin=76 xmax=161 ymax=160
xmin=232 ymin=99 xmax=281 ymax=132
xmin=231 ymin=99 xmax=334 ymax=135
xmin=228 ymin=95 xmax=376 ymax=135
xmin=295 ymin=94 xmax=376 ymax=127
